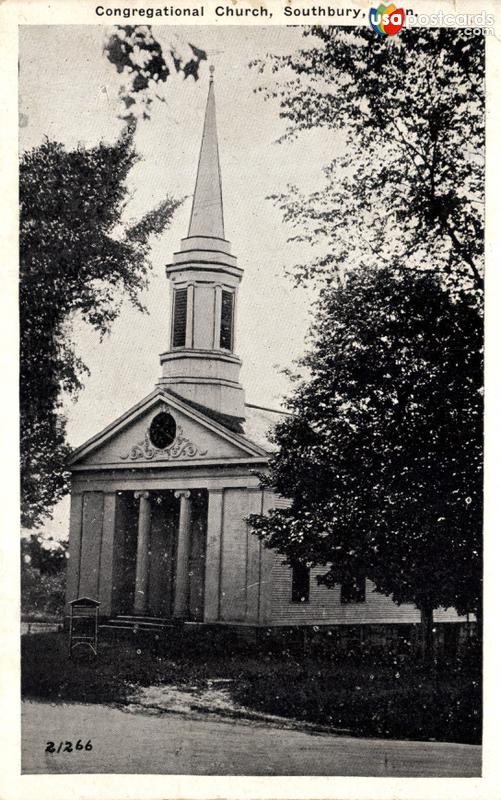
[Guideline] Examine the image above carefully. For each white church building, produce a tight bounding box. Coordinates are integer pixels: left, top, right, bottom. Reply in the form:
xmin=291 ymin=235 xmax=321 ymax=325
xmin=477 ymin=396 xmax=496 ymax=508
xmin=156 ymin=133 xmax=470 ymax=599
xmin=66 ymin=71 xmax=464 ymax=642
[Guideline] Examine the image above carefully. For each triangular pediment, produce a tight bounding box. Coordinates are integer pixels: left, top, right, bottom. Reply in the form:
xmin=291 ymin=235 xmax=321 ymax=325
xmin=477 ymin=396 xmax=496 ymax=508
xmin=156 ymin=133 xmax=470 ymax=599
xmin=69 ymin=389 xmax=268 ymax=470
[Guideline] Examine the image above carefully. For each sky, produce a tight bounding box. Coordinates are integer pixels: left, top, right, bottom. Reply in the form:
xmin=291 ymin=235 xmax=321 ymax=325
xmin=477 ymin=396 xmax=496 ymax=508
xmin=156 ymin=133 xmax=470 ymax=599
xmin=19 ymin=25 xmax=344 ymax=538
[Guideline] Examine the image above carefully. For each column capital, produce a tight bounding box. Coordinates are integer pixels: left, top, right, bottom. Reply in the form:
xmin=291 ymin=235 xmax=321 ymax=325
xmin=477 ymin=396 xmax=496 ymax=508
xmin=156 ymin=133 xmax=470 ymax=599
xmin=174 ymin=490 xmax=191 ymax=500
xmin=134 ymin=490 xmax=151 ymax=500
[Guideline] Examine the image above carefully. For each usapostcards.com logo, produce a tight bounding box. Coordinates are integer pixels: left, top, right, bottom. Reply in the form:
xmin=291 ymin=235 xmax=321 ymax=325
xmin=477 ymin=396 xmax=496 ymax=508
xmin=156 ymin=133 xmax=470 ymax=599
xmin=369 ymin=3 xmax=406 ymax=36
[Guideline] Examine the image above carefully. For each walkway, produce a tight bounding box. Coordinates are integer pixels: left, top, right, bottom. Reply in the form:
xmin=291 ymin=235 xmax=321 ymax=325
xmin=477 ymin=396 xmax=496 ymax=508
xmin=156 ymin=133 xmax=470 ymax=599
xmin=22 ymin=700 xmax=481 ymax=776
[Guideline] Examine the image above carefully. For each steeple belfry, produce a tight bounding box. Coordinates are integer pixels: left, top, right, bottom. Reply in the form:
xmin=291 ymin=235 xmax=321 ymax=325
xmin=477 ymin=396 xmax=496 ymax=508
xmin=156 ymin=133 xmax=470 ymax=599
xmin=159 ymin=68 xmax=245 ymax=420
xmin=188 ymin=67 xmax=225 ymax=240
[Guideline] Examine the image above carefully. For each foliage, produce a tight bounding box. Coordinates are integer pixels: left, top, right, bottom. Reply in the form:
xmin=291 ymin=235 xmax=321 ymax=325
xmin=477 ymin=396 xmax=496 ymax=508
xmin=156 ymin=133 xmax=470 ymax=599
xmin=254 ymin=27 xmax=484 ymax=296
xmin=104 ymin=25 xmax=207 ymax=121
xmin=21 ymin=536 xmax=68 ymax=618
xmin=21 ymin=568 xmax=66 ymax=619
xmin=236 ymin=645 xmax=481 ymax=745
xmin=249 ymin=267 xmax=482 ymax=622
xmin=20 ymin=131 xmax=181 ymax=528
xmin=22 ymin=534 xmax=68 ymax=574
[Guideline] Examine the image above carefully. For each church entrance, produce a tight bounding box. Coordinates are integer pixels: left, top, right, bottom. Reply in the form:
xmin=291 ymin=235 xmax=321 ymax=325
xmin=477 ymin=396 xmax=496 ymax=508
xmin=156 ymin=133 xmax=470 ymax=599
xmin=113 ymin=489 xmax=208 ymax=621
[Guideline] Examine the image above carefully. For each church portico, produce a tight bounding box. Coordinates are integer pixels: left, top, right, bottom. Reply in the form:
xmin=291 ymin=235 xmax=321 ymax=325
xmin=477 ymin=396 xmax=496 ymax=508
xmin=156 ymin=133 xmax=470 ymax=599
xmin=69 ymin=483 xmax=211 ymax=620
xmin=66 ymin=474 xmax=273 ymax=626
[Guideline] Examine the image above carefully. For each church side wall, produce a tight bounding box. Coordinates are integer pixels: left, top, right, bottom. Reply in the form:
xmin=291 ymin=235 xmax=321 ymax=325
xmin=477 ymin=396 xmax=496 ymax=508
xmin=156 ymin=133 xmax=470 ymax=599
xmin=257 ymin=492 xmax=465 ymax=627
xmin=268 ymin=558 xmax=464 ymax=626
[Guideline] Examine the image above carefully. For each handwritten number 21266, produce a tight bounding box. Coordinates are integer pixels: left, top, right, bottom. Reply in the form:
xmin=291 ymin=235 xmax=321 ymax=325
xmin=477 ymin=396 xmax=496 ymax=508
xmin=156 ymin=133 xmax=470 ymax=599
xmin=45 ymin=740 xmax=92 ymax=753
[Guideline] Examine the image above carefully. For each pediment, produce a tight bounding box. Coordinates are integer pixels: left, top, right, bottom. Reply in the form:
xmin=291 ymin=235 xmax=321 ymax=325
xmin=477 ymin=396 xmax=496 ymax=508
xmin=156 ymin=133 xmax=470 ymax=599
xmin=69 ymin=389 xmax=268 ymax=469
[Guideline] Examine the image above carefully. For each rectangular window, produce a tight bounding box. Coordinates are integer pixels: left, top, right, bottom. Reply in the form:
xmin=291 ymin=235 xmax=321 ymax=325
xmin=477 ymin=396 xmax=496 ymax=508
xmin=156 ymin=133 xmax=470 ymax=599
xmin=220 ymin=290 xmax=234 ymax=351
xmin=291 ymin=562 xmax=310 ymax=604
xmin=172 ymin=288 xmax=188 ymax=348
xmin=340 ymin=576 xmax=366 ymax=604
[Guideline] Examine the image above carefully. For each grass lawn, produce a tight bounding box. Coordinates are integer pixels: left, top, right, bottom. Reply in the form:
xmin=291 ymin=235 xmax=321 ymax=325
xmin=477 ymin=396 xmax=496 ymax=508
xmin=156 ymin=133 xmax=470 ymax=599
xmin=21 ymin=630 xmax=481 ymax=745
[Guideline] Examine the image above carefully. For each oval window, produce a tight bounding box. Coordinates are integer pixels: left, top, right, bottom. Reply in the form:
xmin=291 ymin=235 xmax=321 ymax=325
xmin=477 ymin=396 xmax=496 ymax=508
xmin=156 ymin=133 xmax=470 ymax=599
xmin=149 ymin=412 xmax=177 ymax=449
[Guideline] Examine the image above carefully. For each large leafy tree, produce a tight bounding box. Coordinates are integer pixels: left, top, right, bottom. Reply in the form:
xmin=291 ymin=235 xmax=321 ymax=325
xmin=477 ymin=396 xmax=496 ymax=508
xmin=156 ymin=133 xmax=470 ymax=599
xmin=250 ymin=267 xmax=483 ymax=653
xmin=254 ymin=27 xmax=484 ymax=297
xmin=20 ymin=130 xmax=180 ymax=528
xmin=249 ymin=26 xmax=484 ymax=656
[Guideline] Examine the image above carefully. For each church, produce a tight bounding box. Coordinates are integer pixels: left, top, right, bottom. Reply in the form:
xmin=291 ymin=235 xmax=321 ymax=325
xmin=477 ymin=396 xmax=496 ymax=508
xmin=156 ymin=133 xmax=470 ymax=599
xmin=66 ymin=70 xmax=465 ymax=641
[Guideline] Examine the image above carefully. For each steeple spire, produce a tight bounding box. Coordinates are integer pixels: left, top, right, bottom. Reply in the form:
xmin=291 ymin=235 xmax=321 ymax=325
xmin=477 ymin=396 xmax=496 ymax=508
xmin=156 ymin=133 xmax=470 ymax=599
xmin=188 ymin=66 xmax=225 ymax=240
xmin=161 ymin=68 xmax=245 ymax=419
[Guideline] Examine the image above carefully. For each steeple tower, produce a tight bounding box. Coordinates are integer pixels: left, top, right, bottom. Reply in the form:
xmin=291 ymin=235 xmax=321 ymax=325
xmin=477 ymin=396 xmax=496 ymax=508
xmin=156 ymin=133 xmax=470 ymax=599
xmin=159 ymin=69 xmax=245 ymax=420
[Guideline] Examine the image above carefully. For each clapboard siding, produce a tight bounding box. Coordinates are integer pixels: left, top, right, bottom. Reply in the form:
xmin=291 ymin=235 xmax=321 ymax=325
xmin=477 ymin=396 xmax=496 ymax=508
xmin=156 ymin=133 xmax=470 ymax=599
xmin=269 ymin=555 xmax=464 ymax=626
xmin=263 ymin=493 xmax=464 ymax=626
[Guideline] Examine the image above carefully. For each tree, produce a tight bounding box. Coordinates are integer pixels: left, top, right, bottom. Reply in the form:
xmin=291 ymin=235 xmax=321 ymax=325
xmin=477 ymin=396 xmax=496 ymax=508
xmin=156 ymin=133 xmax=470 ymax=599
xmin=20 ymin=130 xmax=181 ymax=528
xmin=104 ymin=25 xmax=207 ymax=122
xmin=254 ymin=27 xmax=484 ymax=297
xmin=249 ymin=267 xmax=483 ymax=658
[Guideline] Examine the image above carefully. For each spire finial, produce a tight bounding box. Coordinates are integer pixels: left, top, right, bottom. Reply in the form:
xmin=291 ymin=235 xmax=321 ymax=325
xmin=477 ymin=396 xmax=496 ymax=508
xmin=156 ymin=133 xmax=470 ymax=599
xmin=209 ymin=64 xmax=215 ymax=82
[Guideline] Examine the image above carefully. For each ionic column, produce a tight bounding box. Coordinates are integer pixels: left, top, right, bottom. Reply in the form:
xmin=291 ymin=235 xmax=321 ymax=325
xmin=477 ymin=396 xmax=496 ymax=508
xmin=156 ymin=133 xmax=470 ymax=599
xmin=133 ymin=491 xmax=151 ymax=615
xmin=173 ymin=490 xmax=192 ymax=619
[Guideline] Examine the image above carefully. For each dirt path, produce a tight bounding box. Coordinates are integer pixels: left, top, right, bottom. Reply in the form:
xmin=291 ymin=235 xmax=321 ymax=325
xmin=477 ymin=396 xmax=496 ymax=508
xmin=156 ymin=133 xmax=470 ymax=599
xmin=22 ymin=700 xmax=481 ymax=776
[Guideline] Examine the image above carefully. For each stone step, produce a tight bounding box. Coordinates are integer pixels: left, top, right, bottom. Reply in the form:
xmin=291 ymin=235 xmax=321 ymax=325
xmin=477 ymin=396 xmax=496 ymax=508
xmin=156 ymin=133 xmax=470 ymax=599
xmin=100 ymin=624 xmax=168 ymax=634
xmin=116 ymin=615 xmax=173 ymax=624
xmin=100 ymin=617 xmax=176 ymax=634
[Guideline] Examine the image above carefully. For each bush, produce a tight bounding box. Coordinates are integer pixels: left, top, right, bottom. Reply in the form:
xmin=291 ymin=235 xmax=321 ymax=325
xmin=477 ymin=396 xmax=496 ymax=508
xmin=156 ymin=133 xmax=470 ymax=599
xmin=234 ymin=655 xmax=481 ymax=744
xmin=21 ymin=535 xmax=67 ymax=619
xmin=21 ymin=564 xmax=66 ymax=619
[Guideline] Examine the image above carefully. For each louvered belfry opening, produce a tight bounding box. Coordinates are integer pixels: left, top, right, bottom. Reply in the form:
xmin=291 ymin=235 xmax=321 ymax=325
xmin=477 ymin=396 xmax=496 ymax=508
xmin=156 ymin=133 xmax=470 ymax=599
xmin=220 ymin=290 xmax=234 ymax=351
xmin=172 ymin=287 xmax=188 ymax=348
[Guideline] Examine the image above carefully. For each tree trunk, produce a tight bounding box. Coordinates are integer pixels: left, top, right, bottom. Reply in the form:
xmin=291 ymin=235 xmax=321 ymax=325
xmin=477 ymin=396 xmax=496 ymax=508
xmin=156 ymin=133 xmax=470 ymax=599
xmin=474 ymin=603 xmax=483 ymax=645
xmin=420 ymin=605 xmax=434 ymax=666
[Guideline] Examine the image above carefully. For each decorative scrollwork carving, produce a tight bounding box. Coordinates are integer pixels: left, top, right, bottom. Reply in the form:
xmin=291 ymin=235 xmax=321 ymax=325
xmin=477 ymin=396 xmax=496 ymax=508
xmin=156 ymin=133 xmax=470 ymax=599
xmin=120 ymin=427 xmax=207 ymax=462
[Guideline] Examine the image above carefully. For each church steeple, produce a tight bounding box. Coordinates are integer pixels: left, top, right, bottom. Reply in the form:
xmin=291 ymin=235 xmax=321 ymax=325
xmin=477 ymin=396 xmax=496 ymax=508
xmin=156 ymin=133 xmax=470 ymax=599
xmin=188 ymin=67 xmax=225 ymax=240
xmin=158 ymin=69 xmax=245 ymax=420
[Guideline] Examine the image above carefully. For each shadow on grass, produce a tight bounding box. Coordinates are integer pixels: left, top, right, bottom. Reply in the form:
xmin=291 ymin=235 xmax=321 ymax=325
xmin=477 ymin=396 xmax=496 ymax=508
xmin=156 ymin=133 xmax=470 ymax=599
xmin=21 ymin=630 xmax=481 ymax=744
